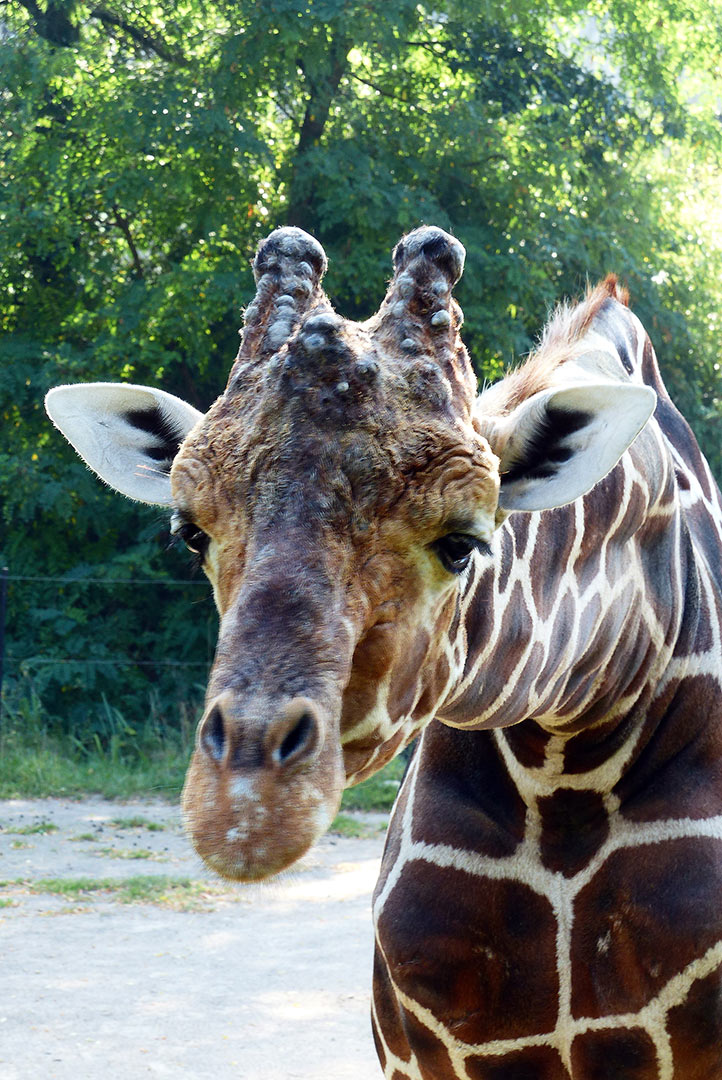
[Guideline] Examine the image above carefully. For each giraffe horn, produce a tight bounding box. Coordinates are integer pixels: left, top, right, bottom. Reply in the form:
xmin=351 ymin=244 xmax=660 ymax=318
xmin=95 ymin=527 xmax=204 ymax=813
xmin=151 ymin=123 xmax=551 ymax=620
xmin=392 ymin=226 xmax=465 ymax=285
xmin=229 ymin=227 xmax=329 ymax=384
xmin=373 ymin=226 xmax=466 ymax=361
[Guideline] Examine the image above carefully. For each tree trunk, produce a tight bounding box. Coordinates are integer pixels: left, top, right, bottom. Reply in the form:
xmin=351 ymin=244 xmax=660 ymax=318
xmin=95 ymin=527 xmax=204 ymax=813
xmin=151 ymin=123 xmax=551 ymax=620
xmin=285 ymin=30 xmax=351 ymax=232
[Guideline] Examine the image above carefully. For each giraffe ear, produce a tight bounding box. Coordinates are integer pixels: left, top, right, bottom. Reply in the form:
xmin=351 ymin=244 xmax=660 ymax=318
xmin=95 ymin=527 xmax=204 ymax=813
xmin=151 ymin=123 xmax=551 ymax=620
xmin=488 ymin=383 xmax=656 ymax=513
xmin=45 ymin=383 xmax=203 ymax=506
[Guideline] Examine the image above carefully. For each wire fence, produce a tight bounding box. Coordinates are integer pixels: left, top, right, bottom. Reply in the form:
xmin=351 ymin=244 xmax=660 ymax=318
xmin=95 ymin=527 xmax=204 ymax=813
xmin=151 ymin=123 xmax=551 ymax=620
xmin=0 ymin=568 xmax=215 ymax=709
xmin=8 ymin=574 xmax=208 ymax=585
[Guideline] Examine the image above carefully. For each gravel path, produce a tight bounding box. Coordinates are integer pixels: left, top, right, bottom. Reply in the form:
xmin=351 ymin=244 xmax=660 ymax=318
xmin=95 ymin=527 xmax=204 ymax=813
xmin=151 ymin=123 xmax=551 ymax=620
xmin=0 ymin=798 xmax=387 ymax=1080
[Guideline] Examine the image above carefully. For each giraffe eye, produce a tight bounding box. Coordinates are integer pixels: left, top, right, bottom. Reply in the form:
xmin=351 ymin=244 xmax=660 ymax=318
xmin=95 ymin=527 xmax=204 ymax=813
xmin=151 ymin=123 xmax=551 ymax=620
xmin=170 ymin=514 xmax=210 ymax=559
xmin=432 ymin=533 xmax=490 ymax=574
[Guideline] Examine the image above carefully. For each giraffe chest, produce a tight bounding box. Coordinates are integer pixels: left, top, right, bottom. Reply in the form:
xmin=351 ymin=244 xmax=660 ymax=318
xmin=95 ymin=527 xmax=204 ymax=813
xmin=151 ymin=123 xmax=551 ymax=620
xmin=372 ymin=745 xmax=722 ymax=1080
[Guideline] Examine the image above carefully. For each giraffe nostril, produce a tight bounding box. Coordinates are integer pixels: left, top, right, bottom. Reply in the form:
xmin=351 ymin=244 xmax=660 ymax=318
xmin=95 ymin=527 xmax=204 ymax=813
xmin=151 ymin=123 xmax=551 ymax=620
xmin=269 ymin=700 xmax=322 ymax=769
xmin=200 ymin=703 xmax=226 ymax=762
xmin=276 ymin=711 xmax=315 ymax=765
xmin=197 ymin=695 xmax=323 ymax=771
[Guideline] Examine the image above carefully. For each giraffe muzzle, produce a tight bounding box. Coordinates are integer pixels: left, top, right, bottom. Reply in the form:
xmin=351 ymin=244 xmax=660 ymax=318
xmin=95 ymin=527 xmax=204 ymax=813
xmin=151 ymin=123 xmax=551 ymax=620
xmin=181 ymin=689 xmax=345 ymax=881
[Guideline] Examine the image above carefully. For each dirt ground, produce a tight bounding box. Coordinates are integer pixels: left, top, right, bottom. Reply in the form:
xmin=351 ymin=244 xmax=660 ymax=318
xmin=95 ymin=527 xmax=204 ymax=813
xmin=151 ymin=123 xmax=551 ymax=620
xmin=0 ymin=798 xmax=388 ymax=1080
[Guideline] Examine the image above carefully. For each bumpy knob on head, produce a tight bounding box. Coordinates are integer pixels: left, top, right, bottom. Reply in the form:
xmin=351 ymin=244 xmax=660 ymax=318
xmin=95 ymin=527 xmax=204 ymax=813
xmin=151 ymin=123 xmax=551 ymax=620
xmin=234 ymin=228 xmax=330 ymax=367
xmin=253 ymin=227 xmax=328 ymax=285
xmin=392 ymin=226 xmax=465 ymax=285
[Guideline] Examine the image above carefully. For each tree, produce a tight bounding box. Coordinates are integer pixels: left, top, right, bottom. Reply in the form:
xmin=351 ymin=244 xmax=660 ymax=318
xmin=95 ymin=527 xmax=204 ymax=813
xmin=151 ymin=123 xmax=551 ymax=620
xmin=2 ymin=0 xmax=721 ymax=735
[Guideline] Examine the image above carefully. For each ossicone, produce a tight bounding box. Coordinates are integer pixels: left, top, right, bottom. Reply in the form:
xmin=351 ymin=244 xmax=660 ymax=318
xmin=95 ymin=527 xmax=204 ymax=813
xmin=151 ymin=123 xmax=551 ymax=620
xmin=252 ymin=226 xmax=328 ymax=286
xmin=392 ymin=226 xmax=465 ymax=286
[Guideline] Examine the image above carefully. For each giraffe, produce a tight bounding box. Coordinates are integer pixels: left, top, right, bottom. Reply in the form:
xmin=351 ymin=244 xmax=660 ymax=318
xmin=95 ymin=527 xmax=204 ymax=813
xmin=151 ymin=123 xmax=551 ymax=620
xmin=44 ymin=225 xmax=722 ymax=1079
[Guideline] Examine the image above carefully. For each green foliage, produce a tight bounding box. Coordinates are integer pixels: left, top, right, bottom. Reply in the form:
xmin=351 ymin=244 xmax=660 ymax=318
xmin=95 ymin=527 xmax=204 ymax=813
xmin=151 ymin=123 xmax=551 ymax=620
xmin=1 ymin=0 xmax=721 ymax=755
xmin=341 ymin=754 xmax=407 ymax=812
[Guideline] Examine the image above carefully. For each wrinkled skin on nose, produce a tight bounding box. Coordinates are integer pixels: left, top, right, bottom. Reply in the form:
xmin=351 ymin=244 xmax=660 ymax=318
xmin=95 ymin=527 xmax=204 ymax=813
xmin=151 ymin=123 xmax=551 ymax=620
xmin=174 ymin=225 xmax=498 ymax=881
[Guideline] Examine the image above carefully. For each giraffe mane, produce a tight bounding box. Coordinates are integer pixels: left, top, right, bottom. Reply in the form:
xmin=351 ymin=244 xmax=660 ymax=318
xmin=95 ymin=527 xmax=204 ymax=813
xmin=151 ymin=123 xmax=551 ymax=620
xmin=494 ymin=274 xmax=629 ymax=414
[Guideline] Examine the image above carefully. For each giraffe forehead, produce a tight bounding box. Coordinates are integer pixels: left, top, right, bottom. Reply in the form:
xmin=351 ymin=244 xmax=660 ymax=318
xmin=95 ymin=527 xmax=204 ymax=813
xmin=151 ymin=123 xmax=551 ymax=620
xmin=173 ymin=372 xmax=497 ymax=535
xmin=229 ymin=307 xmax=457 ymax=416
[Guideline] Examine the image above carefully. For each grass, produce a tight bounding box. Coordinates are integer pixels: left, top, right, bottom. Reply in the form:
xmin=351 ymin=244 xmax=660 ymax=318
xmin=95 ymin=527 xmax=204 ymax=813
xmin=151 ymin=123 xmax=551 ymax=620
xmin=1 ymin=820 xmax=59 ymax=835
xmin=109 ymin=816 xmax=165 ymax=831
xmin=94 ymin=847 xmax=166 ymax=861
xmin=0 ymin=737 xmax=189 ymax=800
xmin=0 ymin=690 xmax=194 ymax=801
xmin=0 ymin=691 xmax=409 ymax=812
xmin=341 ymin=755 xmax=408 ymax=812
xmin=330 ymin=813 xmax=385 ymax=838
xmin=4 ymin=875 xmax=228 ymax=910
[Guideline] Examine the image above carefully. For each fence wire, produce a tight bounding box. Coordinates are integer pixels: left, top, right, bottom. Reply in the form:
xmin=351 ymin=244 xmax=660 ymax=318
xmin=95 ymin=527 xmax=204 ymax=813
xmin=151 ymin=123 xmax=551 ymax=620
xmin=8 ymin=574 xmax=207 ymax=586
xmin=0 ymin=570 xmax=214 ymax=690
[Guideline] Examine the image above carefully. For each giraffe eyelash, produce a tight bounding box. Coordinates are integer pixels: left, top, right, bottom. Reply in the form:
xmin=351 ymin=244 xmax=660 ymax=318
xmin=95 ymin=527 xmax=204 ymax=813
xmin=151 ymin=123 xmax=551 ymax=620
xmin=169 ymin=512 xmax=210 ymax=567
xmin=432 ymin=533 xmax=492 ymax=574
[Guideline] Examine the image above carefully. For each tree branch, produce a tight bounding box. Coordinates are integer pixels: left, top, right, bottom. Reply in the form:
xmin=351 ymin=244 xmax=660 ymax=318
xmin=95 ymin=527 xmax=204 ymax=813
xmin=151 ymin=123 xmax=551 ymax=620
xmin=89 ymin=7 xmax=188 ymax=65
xmin=285 ymin=30 xmax=351 ymax=229
xmin=295 ymin=38 xmax=351 ymax=152
xmin=403 ymin=39 xmax=445 ymax=52
xmin=348 ymin=72 xmax=431 ymax=115
xmin=16 ymin=0 xmax=187 ymax=62
xmin=15 ymin=0 xmax=80 ymax=46
xmin=112 ymin=205 xmax=144 ymax=279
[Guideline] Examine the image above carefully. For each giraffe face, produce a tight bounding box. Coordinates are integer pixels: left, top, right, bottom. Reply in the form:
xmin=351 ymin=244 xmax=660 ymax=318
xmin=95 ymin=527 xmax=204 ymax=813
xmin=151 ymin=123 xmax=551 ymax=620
xmin=46 ymin=229 xmax=654 ymax=886
xmin=172 ymin=293 xmax=499 ymax=881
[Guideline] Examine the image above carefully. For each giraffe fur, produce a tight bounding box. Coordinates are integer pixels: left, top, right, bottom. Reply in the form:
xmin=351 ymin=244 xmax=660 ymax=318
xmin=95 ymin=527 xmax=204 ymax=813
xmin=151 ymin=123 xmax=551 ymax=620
xmin=45 ymin=227 xmax=722 ymax=1078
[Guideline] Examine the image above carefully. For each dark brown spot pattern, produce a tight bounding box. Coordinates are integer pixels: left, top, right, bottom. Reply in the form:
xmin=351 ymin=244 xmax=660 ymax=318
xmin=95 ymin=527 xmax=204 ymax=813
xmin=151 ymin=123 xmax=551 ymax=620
xmin=667 ymin=966 xmax=722 ymax=1078
xmin=538 ymin=788 xmax=609 ymax=877
xmin=571 ymin=839 xmax=722 ymax=1019
xmin=466 ymin=1046 xmax=570 ymax=1079
xmin=410 ymin=723 xmax=526 ymax=859
xmin=377 ymin=862 xmax=559 ymax=1046
xmin=570 ymin=1028 xmax=659 ymax=1079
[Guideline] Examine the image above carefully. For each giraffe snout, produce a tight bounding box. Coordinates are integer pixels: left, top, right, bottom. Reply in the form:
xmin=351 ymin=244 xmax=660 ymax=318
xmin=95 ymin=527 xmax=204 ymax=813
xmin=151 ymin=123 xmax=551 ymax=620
xmin=181 ymin=689 xmax=345 ymax=881
xmin=197 ymin=692 xmax=323 ymax=773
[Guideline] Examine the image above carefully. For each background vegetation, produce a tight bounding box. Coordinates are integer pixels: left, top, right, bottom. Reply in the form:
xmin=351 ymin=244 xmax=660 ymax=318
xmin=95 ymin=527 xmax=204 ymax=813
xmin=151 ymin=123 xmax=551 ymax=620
xmin=1 ymin=0 xmax=721 ymax=795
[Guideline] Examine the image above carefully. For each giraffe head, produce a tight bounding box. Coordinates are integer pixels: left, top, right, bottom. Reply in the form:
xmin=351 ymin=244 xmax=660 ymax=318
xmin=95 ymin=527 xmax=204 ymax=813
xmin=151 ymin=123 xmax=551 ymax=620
xmin=45 ymin=227 xmax=654 ymax=880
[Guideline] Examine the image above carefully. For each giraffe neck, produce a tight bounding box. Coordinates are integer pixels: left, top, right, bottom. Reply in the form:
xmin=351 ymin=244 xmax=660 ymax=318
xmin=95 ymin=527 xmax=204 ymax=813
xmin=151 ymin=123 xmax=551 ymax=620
xmin=439 ymin=490 xmax=721 ymax=810
xmin=438 ymin=316 xmax=722 ymax=806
